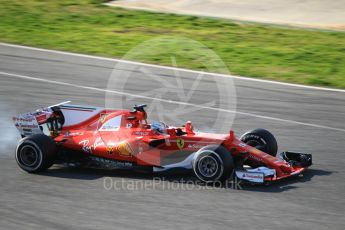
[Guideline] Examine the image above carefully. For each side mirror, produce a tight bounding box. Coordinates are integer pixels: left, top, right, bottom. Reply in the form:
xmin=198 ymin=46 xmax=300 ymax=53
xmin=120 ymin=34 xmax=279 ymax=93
xmin=167 ymin=128 xmax=176 ymax=137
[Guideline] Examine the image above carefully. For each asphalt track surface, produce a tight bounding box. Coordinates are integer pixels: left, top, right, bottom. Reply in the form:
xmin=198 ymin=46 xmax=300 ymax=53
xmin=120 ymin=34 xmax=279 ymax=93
xmin=0 ymin=43 xmax=344 ymax=230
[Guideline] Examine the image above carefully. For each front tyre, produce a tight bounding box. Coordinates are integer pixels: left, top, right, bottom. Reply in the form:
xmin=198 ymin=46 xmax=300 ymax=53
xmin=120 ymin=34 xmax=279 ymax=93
xmin=193 ymin=145 xmax=234 ymax=183
xmin=240 ymin=128 xmax=278 ymax=156
xmin=15 ymin=134 xmax=57 ymax=173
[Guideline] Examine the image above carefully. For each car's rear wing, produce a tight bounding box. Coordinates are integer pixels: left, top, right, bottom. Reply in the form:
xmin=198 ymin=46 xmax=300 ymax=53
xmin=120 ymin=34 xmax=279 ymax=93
xmin=13 ymin=101 xmax=104 ymax=137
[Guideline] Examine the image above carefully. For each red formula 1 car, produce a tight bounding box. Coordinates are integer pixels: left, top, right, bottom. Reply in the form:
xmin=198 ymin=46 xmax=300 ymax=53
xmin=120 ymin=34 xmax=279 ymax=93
xmin=13 ymin=102 xmax=312 ymax=184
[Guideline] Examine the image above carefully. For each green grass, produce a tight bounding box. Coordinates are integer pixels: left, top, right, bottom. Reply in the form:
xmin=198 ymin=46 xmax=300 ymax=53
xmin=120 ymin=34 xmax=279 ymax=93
xmin=0 ymin=0 xmax=344 ymax=88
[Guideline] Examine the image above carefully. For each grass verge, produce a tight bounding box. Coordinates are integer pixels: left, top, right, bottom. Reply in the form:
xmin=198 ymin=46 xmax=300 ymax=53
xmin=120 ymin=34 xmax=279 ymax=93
xmin=0 ymin=0 xmax=344 ymax=88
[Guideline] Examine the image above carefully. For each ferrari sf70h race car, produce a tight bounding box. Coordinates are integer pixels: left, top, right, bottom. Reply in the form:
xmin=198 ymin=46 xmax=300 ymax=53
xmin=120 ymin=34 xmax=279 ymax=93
xmin=13 ymin=102 xmax=312 ymax=184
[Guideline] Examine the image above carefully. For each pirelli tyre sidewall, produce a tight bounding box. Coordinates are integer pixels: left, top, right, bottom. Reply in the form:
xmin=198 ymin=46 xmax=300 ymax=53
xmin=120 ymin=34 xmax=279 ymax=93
xmin=15 ymin=134 xmax=57 ymax=173
xmin=193 ymin=145 xmax=234 ymax=183
xmin=240 ymin=128 xmax=278 ymax=157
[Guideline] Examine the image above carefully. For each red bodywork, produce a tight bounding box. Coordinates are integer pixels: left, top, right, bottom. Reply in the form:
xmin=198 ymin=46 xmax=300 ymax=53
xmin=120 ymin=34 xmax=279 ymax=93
xmin=48 ymin=107 xmax=307 ymax=182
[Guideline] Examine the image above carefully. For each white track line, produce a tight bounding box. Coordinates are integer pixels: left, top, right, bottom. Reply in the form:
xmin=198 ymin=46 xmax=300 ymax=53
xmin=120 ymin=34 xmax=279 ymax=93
xmin=1 ymin=42 xmax=345 ymax=93
xmin=1 ymin=71 xmax=345 ymax=133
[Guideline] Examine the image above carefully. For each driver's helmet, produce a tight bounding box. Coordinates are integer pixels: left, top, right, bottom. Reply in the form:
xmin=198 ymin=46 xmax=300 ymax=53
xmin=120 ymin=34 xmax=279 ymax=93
xmin=151 ymin=121 xmax=168 ymax=134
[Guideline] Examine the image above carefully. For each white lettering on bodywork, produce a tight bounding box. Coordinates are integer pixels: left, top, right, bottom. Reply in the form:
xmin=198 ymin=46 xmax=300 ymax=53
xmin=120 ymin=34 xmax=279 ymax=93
xmin=79 ymin=139 xmax=92 ymax=153
xmin=93 ymin=137 xmax=103 ymax=150
xmin=79 ymin=137 xmax=104 ymax=154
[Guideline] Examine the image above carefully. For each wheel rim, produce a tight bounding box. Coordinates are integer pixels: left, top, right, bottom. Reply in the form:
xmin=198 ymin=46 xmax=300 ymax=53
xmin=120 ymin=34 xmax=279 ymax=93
xmin=198 ymin=155 xmax=219 ymax=178
xmin=19 ymin=145 xmax=39 ymax=167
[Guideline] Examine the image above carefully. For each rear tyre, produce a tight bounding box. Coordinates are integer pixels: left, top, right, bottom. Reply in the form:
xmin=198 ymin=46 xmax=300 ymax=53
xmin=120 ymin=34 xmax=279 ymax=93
xmin=15 ymin=134 xmax=57 ymax=173
xmin=240 ymin=128 xmax=278 ymax=156
xmin=193 ymin=145 xmax=234 ymax=183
